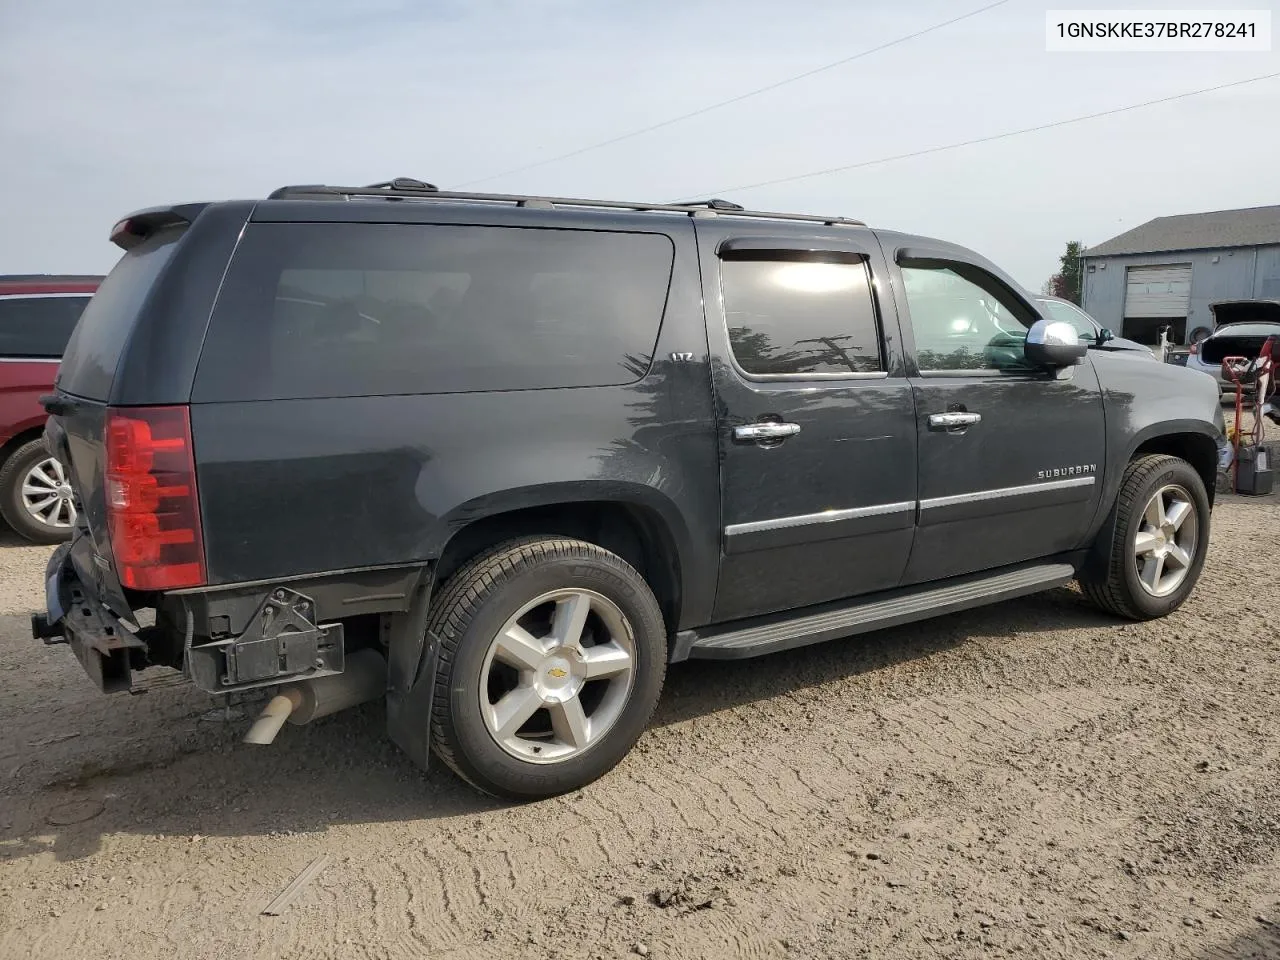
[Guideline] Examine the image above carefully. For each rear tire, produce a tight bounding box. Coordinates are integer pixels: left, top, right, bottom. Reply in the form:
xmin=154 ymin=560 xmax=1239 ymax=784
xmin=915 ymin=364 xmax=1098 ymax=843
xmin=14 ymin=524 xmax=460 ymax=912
xmin=1080 ymin=455 xmax=1210 ymax=620
xmin=0 ymin=439 xmax=76 ymax=545
xmin=426 ymin=537 xmax=667 ymax=800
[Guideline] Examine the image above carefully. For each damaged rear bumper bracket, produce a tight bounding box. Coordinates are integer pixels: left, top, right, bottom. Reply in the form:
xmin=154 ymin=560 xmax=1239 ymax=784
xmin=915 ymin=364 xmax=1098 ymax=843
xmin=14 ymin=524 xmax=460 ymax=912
xmin=33 ymin=567 xmax=146 ymax=695
xmin=188 ymin=586 xmax=345 ymax=693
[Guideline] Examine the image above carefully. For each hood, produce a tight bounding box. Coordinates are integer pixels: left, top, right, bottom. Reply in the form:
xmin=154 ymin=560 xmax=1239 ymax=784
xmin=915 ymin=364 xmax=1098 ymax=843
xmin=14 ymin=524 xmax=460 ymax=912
xmin=1209 ymin=299 xmax=1280 ymax=326
xmin=1103 ymin=334 xmax=1158 ymax=359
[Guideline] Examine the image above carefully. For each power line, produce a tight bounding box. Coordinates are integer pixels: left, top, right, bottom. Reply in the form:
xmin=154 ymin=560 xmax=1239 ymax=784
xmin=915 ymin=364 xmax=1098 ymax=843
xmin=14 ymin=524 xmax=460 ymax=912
xmin=674 ymin=71 xmax=1280 ymax=200
xmin=449 ymin=0 xmax=1012 ymax=190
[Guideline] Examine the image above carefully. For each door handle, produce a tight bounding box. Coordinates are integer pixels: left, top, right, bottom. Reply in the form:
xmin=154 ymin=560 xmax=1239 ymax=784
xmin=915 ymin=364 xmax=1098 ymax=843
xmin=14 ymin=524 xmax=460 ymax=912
xmin=928 ymin=411 xmax=981 ymax=429
xmin=734 ymin=422 xmax=801 ymax=442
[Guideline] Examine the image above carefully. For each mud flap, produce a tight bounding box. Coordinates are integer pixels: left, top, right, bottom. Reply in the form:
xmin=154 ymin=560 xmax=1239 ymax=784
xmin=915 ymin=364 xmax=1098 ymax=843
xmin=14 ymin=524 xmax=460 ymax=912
xmin=1080 ymin=505 xmax=1120 ymax=584
xmin=386 ymin=632 xmax=442 ymax=772
xmin=384 ymin=570 xmax=438 ymax=771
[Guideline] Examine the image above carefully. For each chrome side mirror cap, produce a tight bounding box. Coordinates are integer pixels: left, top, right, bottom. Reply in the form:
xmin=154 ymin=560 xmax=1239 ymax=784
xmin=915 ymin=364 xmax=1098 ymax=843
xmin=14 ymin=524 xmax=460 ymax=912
xmin=1025 ymin=318 xmax=1088 ymax=368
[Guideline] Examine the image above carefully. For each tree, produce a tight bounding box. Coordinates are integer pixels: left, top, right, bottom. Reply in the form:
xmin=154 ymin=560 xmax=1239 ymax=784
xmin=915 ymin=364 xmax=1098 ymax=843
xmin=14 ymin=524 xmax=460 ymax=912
xmin=1044 ymin=240 xmax=1084 ymax=304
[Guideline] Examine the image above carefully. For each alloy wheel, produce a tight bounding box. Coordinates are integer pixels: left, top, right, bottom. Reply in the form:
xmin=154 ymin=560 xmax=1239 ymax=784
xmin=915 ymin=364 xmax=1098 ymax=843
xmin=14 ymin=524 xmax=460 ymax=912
xmin=479 ymin=589 xmax=636 ymax=764
xmin=21 ymin=457 xmax=76 ymax=530
xmin=1133 ymin=484 xmax=1197 ymax=598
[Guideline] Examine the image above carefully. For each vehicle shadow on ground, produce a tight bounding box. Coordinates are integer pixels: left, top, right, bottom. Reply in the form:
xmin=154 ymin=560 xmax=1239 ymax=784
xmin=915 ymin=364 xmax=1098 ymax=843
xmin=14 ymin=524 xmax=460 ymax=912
xmin=0 ymin=525 xmax=48 ymax=548
xmin=654 ymin=585 xmax=1113 ymax=729
xmin=0 ymin=583 xmax=1118 ymax=864
xmin=1197 ymin=919 xmax=1280 ymax=960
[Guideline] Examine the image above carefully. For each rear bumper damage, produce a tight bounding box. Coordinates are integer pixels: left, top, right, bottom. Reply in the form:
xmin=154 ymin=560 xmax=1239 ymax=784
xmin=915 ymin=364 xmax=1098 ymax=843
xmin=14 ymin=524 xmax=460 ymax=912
xmin=33 ymin=542 xmax=146 ymax=694
xmin=34 ymin=539 xmax=440 ymax=766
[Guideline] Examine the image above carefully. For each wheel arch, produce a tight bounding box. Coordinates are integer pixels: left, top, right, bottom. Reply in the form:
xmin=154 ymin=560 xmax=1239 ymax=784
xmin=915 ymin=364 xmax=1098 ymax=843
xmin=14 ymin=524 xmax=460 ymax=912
xmin=431 ymin=484 xmax=691 ymax=637
xmin=1127 ymin=426 xmax=1221 ymax=508
xmin=0 ymin=424 xmax=47 ymax=465
xmin=1081 ymin=424 xmax=1221 ymax=583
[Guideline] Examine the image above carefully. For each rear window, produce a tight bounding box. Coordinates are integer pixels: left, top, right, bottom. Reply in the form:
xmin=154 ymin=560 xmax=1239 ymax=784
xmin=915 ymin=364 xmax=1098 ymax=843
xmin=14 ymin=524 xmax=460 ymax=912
xmin=0 ymin=295 xmax=91 ymax=358
xmin=56 ymin=228 xmax=184 ymax=400
xmin=193 ymin=222 xmax=676 ymax=401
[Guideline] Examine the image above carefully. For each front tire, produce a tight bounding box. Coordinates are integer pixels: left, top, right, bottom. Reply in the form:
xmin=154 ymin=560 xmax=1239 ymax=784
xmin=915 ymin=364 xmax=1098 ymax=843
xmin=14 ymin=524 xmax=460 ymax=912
xmin=0 ymin=439 xmax=76 ymax=544
xmin=1080 ymin=455 xmax=1210 ymax=620
xmin=426 ymin=537 xmax=667 ymax=800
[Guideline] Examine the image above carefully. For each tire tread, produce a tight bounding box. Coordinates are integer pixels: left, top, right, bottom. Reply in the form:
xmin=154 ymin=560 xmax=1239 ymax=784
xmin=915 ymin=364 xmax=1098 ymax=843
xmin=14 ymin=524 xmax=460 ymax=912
xmin=1081 ymin=454 xmax=1189 ymax=620
xmin=424 ymin=536 xmax=662 ymax=797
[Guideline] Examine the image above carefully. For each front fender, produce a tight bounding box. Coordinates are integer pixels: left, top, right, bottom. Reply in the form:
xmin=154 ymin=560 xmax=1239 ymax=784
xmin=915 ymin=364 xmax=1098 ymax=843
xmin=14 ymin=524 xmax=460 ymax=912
xmin=1080 ymin=354 xmax=1224 ymax=565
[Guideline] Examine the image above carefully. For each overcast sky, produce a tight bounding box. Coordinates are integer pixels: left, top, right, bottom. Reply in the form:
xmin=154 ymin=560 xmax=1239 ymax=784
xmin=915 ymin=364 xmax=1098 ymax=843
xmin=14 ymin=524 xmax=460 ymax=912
xmin=2 ymin=0 xmax=1277 ymax=290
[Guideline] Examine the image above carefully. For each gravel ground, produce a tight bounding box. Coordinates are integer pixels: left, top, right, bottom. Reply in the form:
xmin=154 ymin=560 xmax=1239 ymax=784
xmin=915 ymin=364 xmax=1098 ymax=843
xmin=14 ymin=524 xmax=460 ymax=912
xmin=2 ymin=450 xmax=1279 ymax=959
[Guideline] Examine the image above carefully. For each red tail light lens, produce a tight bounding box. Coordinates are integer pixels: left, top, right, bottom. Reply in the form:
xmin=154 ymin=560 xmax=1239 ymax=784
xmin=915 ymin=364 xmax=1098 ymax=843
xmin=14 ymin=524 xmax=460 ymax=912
xmin=105 ymin=406 xmax=206 ymax=591
xmin=1189 ymin=341 xmax=1199 ymax=355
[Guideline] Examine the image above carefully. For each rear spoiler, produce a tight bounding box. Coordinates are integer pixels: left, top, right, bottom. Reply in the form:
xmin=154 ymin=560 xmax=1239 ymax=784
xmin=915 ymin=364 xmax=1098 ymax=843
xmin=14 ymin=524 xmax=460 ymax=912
xmin=109 ymin=203 xmax=208 ymax=251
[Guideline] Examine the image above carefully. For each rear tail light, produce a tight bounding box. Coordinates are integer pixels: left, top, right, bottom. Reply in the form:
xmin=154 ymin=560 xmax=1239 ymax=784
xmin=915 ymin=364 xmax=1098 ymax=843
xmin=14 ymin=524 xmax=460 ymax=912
xmin=105 ymin=406 xmax=206 ymax=591
xmin=1189 ymin=341 xmax=1199 ymax=355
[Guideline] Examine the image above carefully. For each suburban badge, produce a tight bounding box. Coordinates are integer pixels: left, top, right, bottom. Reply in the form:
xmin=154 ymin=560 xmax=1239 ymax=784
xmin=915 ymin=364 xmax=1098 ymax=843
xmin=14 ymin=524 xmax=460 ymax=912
xmin=1037 ymin=464 xmax=1097 ymax=480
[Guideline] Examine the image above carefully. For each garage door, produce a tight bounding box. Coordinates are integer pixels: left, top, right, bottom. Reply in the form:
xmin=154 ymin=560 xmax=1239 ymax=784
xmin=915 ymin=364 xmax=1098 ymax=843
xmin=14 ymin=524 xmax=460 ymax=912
xmin=1124 ymin=264 xmax=1192 ymax=318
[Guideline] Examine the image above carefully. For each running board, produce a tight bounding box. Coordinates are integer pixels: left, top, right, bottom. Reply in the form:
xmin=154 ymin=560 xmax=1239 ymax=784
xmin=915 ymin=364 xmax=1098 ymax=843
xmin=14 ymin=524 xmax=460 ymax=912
xmin=673 ymin=561 xmax=1076 ymax=662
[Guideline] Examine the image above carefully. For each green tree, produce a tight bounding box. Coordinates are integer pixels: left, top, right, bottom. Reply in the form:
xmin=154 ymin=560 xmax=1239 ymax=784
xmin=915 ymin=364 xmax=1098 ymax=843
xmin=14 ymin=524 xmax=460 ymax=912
xmin=1045 ymin=240 xmax=1084 ymax=304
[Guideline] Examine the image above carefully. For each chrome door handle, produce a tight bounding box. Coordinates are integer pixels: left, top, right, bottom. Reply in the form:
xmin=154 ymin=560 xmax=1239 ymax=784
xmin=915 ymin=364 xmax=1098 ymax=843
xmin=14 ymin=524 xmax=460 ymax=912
xmin=734 ymin=422 xmax=801 ymax=441
xmin=929 ymin=411 xmax=981 ymax=429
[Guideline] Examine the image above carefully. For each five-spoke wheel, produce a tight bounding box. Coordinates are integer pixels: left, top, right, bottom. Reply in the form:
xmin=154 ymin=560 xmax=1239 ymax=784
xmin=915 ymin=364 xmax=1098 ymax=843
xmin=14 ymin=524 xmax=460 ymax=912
xmin=1082 ymin=454 xmax=1210 ymax=620
xmin=426 ymin=538 xmax=666 ymax=800
xmin=481 ymin=590 xmax=636 ymax=763
xmin=1132 ymin=484 xmax=1198 ymax=598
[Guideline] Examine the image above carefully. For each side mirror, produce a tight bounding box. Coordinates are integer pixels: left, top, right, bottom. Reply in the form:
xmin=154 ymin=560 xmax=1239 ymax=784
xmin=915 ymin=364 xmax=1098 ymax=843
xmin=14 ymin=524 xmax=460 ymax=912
xmin=1025 ymin=319 xmax=1087 ymax=368
xmin=1095 ymin=327 xmax=1115 ymax=344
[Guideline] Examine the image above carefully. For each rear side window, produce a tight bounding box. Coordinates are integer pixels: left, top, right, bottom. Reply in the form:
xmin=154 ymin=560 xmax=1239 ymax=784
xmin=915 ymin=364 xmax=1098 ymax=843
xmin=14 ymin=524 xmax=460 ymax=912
xmin=718 ymin=256 xmax=883 ymax=376
xmin=0 ymin=295 xmax=91 ymax=358
xmin=56 ymin=228 xmax=184 ymax=400
xmin=194 ymin=222 xmax=676 ymax=401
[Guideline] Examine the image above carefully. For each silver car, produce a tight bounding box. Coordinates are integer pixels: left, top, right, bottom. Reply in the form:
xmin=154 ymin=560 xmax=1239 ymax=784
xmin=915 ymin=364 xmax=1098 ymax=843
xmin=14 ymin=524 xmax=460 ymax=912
xmin=1184 ymin=300 xmax=1280 ymax=393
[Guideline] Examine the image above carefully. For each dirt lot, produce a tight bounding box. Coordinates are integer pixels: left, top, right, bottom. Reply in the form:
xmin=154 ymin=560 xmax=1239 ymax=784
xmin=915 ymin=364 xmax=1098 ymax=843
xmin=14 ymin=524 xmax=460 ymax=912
xmin=3 ymin=474 xmax=1279 ymax=959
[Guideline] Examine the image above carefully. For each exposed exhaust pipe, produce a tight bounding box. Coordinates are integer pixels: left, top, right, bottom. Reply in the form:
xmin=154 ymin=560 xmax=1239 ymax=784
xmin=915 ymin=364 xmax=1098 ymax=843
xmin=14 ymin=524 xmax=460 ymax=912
xmin=243 ymin=648 xmax=387 ymax=745
xmin=243 ymin=689 xmax=304 ymax=745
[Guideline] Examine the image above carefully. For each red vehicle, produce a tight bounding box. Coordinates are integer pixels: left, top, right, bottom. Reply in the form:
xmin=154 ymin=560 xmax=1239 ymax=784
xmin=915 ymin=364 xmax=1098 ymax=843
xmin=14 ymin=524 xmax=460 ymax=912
xmin=0 ymin=275 xmax=101 ymax=542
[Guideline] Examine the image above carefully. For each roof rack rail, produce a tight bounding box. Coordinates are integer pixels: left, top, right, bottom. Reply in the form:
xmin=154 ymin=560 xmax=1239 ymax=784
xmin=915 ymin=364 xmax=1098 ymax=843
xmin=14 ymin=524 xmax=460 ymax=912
xmin=684 ymin=198 xmax=746 ymax=212
xmin=363 ymin=177 xmax=439 ymax=192
xmin=265 ymin=179 xmax=863 ymax=226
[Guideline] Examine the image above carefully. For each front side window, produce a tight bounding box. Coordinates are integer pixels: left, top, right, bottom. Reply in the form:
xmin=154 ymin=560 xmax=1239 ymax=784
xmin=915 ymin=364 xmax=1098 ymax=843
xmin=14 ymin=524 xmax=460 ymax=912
xmin=901 ymin=264 xmax=1035 ymax=373
xmin=720 ymin=256 xmax=883 ymax=376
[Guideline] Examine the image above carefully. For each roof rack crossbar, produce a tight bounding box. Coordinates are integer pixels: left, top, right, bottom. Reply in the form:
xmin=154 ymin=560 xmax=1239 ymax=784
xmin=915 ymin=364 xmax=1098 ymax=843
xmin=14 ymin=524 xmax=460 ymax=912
xmin=266 ymin=182 xmax=863 ymax=226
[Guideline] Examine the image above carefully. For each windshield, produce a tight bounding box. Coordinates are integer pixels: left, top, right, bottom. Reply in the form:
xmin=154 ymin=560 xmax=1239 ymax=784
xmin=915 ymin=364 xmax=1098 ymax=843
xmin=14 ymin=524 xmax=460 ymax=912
xmin=1037 ymin=298 xmax=1097 ymax=339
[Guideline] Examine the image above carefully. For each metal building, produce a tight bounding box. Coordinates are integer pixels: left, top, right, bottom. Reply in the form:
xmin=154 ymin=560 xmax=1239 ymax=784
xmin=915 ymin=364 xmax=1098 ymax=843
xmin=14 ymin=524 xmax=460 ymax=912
xmin=1079 ymin=204 xmax=1280 ymax=345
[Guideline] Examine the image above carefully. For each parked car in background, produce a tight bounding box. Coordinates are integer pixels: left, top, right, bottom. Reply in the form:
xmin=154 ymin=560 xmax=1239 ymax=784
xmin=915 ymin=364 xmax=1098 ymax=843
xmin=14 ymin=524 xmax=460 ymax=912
xmin=1184 ymin=300 xmax=1280 ymax=393
xmin=1034 ymin=295 xmax=1156 ymax=360
xmin=0 ymin=274 xmax=101 ymax=542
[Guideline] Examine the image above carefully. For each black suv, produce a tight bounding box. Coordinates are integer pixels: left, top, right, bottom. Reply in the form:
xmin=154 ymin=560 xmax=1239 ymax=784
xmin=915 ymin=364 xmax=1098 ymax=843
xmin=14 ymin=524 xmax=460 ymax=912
xmin=34 ymin=180 xmax=1227 ymax=799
